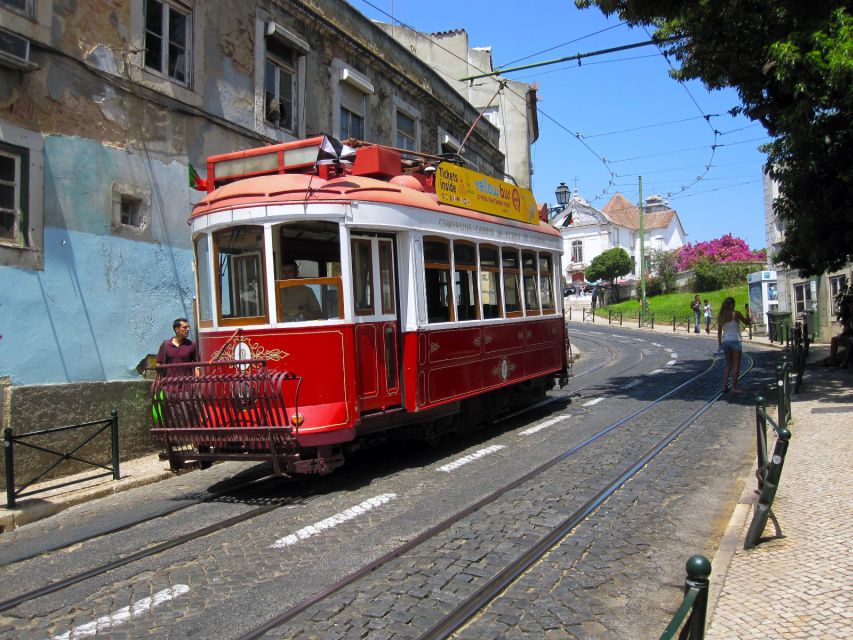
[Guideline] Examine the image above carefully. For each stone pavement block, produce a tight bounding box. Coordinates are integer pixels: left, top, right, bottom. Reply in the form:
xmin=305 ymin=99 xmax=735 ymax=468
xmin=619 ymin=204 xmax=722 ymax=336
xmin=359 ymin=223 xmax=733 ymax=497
xmin=705 ymin=363 xmax=853 ymax=639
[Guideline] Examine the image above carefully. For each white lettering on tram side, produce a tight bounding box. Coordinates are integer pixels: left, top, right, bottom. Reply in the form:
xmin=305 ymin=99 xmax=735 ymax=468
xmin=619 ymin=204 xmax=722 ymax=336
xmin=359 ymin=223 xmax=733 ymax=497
xmin=270 ymin=494 xmax=398 ymax=549
xmin=51 ymin=585 xmax=190 ymax=640
xmin=583 ymin=398 xmax=604 ymax=407
xmin=520 ymin=415 xmax=569 ymax=435
xmin=437 ymin=445 xmax=505 ymax=472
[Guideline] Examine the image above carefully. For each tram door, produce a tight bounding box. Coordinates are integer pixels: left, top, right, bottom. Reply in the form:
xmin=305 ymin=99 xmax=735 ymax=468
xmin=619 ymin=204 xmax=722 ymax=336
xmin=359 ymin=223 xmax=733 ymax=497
xmin=351 ymin=235 xmax=402 ymax=412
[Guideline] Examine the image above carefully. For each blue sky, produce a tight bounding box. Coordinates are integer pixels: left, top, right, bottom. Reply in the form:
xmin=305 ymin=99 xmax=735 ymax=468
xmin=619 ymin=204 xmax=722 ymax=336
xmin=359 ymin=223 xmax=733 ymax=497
xmin=349 ymin=0 xmax=770 ymax=250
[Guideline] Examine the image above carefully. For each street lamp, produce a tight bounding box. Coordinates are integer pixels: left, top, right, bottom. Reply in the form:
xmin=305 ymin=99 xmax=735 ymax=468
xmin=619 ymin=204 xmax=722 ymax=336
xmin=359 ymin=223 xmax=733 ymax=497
xmin=549 ymin=182 xmax=572 ymax=222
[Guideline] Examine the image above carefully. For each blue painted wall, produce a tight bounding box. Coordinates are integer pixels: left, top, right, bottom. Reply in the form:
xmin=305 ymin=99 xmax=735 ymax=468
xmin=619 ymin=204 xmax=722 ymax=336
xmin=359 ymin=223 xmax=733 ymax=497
xmin=0 ymin=136 xmax=197 ymax=385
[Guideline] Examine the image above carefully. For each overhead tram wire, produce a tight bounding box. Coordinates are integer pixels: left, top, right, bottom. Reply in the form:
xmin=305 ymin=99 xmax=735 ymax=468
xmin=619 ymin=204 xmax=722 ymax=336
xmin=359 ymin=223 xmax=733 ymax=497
xmin=353 ymin=0 xmax=617 ymax=191
xmin=496 ymin=21 xmax=628 ymax=68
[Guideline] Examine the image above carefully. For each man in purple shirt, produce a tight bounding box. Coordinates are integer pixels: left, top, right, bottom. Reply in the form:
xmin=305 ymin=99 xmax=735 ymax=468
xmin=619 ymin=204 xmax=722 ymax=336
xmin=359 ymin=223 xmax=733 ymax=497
xmin=156 ymin=318 xmax=197 ymax=376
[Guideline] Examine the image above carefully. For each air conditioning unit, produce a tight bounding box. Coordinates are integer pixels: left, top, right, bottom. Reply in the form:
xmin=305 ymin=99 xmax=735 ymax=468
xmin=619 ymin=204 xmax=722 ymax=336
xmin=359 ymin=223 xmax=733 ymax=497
xmin=0 ymin=29 xmax=37 ymax=71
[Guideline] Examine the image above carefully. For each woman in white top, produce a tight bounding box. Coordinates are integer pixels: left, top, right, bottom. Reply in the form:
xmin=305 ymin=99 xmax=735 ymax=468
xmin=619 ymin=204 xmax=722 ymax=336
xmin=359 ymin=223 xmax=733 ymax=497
xmin=717 ymin=297 xmax=750 ymax=394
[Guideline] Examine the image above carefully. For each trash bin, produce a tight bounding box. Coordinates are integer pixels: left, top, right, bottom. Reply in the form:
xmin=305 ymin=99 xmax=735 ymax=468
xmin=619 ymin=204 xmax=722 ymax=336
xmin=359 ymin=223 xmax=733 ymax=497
xmin=766 ymin=310 xmax=792 ymax=343
xmin=799 ymin=309 xmax=815 ymax=338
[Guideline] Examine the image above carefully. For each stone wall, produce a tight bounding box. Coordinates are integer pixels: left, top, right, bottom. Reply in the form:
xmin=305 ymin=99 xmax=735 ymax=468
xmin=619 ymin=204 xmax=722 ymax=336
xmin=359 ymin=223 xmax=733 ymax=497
xmin=1 ymin=380 xmax=156 ymax=492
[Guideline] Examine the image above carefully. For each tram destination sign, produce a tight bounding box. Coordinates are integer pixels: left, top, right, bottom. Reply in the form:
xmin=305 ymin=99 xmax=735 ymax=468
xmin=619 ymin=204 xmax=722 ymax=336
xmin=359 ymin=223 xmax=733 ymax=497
xmin=435 ymin=162 xmax=538 ymax=225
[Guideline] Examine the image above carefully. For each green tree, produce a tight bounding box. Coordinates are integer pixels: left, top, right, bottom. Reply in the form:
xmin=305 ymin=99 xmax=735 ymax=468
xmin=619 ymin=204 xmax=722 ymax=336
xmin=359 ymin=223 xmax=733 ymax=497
xmin=586 ymin=247 xmax=632 ymax=285
xmin=649 ymin=249 xmax=677 ymax=293
xmin=577 ymin=1 xmax=853 ymax=276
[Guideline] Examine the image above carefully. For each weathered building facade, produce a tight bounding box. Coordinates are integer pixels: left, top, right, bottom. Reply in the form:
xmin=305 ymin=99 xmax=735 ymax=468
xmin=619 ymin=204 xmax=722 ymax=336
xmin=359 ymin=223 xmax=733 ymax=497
xmin=0 ymin=0 xmax=512 ymax=467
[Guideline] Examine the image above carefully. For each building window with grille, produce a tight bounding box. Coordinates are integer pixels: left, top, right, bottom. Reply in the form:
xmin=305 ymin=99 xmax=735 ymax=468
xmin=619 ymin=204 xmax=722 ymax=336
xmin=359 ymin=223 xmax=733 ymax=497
xmin=143 ymin=0 xmax=190 ymax=84
xmin=571 ymin=240 xmax=583 ymax=263
xmin=0 ymin=147 xmax=24 ymax=247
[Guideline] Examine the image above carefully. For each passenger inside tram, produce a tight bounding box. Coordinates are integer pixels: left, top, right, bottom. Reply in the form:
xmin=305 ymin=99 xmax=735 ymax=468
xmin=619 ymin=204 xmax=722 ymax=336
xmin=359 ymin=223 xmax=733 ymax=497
xmin=279 ymin=260 xmax=323 ymax=321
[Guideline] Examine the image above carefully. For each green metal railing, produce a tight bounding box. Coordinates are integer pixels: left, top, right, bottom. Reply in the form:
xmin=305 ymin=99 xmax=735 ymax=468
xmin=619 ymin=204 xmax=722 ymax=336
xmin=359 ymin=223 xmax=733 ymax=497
xmin=4 ymin=411 xmax=120 ymax=509
xmin=608 ymin=309 xmax=624 ymax=326
xmin=659 ymin=555 xmax=712 ymax=640
xmin=744 ymin=393 xmax=791 ymax=550
xmin=788 ymin=322 xmax=809 ymax=393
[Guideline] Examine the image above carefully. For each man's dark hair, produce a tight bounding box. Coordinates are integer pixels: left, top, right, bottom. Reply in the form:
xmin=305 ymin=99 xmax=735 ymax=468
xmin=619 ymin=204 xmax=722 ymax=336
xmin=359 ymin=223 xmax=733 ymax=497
xmin=173 ymin=317 xmax=189 ymax=331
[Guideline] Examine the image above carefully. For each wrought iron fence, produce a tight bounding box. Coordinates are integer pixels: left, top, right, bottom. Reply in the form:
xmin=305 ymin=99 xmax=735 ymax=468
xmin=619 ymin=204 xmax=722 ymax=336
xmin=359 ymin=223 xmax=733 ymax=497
xmin=744 ymin=392 xmax=791 ymax=550
xmin=659 ymin=555 xmax=712 ymax=640
xmin=4 ymin=412 xmax=120 ymax=509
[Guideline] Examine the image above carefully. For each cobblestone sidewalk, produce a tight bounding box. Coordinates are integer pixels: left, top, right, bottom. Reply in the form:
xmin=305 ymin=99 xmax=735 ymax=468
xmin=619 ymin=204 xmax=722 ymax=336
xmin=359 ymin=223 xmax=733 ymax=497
xmin=705 ymin=363 xmax=853 ymax=639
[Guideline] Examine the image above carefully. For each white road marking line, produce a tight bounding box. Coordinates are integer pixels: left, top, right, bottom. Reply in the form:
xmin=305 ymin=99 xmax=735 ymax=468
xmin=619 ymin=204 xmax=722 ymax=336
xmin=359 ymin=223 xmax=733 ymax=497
xmin=649 ymin=369 xmax=666 ymax=375
xmin=583 ymin=398 xmax=604 ymax=407
xmin=666 ymin=360 xmax=677 ymax=366
xmin=670 ymin=353 xmax=678 ymax=358
xmin=520 ymin=416 xmax=568 ymax=435
xmin=651 ymin=343 xmax=663 ymax=347
xmin=270 ymin=494 xmax=397 ymax=548
xmin=437 ymin=446 xmax=505 ymax=473
xmin=51 ymin=585 xmax=190 ymax=640
xmin=621 ymin=380 xmax=641 ymax=389
xmin=633 ymin=338 xmax=646 ymax=342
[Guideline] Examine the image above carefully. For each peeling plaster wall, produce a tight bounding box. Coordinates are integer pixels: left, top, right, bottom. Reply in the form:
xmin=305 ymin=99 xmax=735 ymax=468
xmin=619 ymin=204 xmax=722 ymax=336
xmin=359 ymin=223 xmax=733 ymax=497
xmin=0 ymin=137 xmax=194 ymax=386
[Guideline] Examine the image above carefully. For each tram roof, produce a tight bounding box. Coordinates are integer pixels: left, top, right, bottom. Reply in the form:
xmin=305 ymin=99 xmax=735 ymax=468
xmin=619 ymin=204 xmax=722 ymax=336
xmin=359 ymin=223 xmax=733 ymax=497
xmin=191 ymin=172 xmax=560 ymax=238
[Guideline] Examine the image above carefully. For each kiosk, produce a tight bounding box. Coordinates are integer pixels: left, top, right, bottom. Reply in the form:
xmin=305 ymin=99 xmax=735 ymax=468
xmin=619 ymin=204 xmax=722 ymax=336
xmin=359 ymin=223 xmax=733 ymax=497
xmin=747 ymin=270 xmax=778 ymax=329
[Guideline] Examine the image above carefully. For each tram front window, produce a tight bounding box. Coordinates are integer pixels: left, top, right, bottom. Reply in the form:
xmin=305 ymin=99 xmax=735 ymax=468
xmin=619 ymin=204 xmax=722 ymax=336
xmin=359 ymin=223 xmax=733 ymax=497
xmin=275 ymin=221 xmax=343 ymax=322
xmin=214 ymin=225 xmax=267 ymax=323
xmin=424 ymin=237 xmax=453 ymax=323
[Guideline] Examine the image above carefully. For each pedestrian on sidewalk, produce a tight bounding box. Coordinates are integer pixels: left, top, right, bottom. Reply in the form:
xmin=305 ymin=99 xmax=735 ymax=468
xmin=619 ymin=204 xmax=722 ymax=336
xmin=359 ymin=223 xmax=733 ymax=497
xmin=703 ymin=299 xmax=712 ymax=334
xmin=691 ymin=295 xmax=702 ymax=333
xmin=717 ymin=297 xmax=750 ymax=395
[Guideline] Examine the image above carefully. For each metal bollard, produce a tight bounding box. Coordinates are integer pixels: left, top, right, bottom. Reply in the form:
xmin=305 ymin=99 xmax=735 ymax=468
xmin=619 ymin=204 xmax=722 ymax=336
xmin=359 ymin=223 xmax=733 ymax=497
xmin=755 ymin=396 xmax=768 ymax=490
xmin=684 ymin=555 xmax=711 ymax=640
xmin=651 ymin=313 xmax=655 ymax=330
xmin=4 ymin=428 xmax=14 ymax=509
xmin=110 ymin=410 xmax=121 ymax=481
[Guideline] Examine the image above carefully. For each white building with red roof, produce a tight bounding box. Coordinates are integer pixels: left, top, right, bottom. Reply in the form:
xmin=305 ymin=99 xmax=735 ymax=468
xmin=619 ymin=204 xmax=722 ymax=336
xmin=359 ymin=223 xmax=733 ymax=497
xmin=551 ymin=191 xmax=687 ymax=284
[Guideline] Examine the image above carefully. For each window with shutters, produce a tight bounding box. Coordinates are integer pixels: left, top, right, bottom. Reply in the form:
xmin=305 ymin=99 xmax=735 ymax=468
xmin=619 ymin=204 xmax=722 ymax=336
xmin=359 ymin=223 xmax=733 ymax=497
xmin=0 ymin=147 xmax=23 ymax=247
xmin=340 ymin=82 xmax=365 ymax=140
xmin=0 ymin=124 xmax=43 ymax=269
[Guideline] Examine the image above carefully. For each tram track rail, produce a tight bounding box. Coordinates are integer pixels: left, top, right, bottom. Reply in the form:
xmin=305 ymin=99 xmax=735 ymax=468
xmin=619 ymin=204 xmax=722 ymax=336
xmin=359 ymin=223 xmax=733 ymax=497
xmin=234 ymin=353 xmax=753 ymax=640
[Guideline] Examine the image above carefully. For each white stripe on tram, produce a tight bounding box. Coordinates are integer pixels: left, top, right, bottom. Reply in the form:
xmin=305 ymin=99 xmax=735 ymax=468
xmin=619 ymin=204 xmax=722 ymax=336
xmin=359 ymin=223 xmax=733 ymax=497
xmin=437 ymin=445 xmax=505 ymax=472
xmin=270 ymin=494 xmax=397 ymax=549
xmin=51 ymin=585 xmax=190 ymax=640
xmin=520 ymin=416 xmax=568 ymax=435
xmin=583 ymin=398 xmax=604 ymax=407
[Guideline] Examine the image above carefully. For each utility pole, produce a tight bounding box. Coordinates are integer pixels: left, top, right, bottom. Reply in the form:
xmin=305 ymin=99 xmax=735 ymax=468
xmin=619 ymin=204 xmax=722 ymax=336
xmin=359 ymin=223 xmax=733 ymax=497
xmin=639 ymin=176 xmax=648 ymax=321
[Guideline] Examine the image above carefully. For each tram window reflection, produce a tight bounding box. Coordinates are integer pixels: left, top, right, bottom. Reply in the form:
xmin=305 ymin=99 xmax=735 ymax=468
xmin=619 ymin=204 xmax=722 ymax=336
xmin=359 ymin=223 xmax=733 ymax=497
xmin=454 ymin=241 xmax=480 ymax=321
xmin=424 ymin=237 xmax=453 ymax=323
xmin=502 ymin=248 xmax=522 ymax=317
xmin=539 ymin=253 xmax=555 ymax=314
xmin=479 ymin=244 xmax=502 ymax=319
xmin=523 ymin=250 xmax=540 ymax=315
xmin=194 ymin=235 xmax=213 ymax=324
xmin=214 ymin=225 xmax=267 ymax=323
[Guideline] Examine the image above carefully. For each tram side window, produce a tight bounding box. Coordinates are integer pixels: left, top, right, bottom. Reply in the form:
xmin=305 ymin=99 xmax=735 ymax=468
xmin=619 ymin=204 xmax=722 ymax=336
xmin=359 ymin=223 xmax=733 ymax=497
xmin=502 ymin=248 xmax=523 ymax=317
xmin=424 ymin=237 xmax=453 ymax=323
xmin=194 ymin=235 xmax=213 ymax=324
xmin=522 ymin=250 xmax=540 ymax=315
xmin=479 ymin=244 xmax=502 ymax=319
xmin=454 ymin=240 xmax=480 ymax=321
xmin=352 ymin=238 xmax=374 ymax=315
xmin=214 ymin=225 xmax=267 ymax=322
xmin=539 ymin=253 xmax=555 ymax=314
xmin=378 ymin=240 xmax=395 ymax=315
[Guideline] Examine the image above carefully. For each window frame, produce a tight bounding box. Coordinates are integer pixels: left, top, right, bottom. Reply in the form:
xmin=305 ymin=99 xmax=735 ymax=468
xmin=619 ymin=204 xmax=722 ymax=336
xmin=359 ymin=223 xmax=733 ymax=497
xmin=351 ymin=237 xmax=375 ymax=316
xmin=501 ymin=246 xmax=523 ymax=318
xmin=479 ymin=243 xmax=503 ymax=320
xmin=793 ymin=281 xmax=812 ymax=315
xmin=522 ymin=249 xmax=541 ymax=316
xmin=213 ymin=225 xmax=269 ymax=327
xmin=333 ymin=59 xmax=373 ymax=141
xmin=539 ymin=252 xmax=556 ymax=315
xmin=453 ymin=240 xmax=480 ymax=322
xmin=255 ymin=18 xmax=309 ymax=139
xmin=143 ymin=0 xmax=191 ymax=86
xmin=0 ymin=126 xmax=42 ymax=270
xmin=571 ymin=240 xmax=583 ymax=263
xmin=423 ymin=236 xmax=455 ymax=324
xmin=0 ymin=146 xmax=23 ymax=248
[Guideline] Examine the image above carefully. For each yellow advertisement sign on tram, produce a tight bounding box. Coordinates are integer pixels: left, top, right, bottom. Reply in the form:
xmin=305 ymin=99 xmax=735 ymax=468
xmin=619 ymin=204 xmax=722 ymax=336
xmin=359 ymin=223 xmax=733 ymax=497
xmin=435 ymin=163 xmax=538 ymax=225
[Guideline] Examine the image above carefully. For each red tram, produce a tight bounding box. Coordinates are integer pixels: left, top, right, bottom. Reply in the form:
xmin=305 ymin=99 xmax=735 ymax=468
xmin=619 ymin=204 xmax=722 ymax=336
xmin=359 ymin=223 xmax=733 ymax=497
xmin=152 ymin=136 xmax=569 ymax=475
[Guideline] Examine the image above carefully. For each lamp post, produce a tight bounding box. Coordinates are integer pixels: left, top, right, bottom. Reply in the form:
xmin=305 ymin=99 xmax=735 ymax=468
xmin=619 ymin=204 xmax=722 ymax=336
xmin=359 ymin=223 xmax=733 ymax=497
xmin=638 ymin=176 xmax=648 ymax=321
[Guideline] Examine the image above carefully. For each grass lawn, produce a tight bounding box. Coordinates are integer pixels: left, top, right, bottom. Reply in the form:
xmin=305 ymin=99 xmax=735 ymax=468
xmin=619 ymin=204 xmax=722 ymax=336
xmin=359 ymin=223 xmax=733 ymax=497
xmin=600 ymin=286 xmax=749 ymax=321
